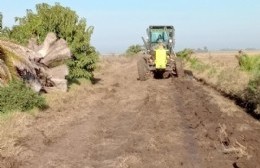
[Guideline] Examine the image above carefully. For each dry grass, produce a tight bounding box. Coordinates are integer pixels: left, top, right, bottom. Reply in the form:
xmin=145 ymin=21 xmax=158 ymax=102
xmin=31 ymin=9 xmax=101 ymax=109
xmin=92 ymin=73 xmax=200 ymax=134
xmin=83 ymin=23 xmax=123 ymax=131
xmin=0 ymin=79 xmax=93 ymax=165
xmin=0 ymin=112 xmax=33 ymax=158
xmin=218 ymin=124 xmax=249 ymax=158
xmin=186 ymin=51 xmax=260 ymax=96
xmin=185 ymin=50 xmax=260 ymax=116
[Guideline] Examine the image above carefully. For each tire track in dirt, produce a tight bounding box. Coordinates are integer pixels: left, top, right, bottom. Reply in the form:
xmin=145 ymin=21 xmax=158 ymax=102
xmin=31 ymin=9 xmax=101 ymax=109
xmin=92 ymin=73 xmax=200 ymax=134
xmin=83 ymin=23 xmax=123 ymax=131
xmin=172 ymin=80 xmax=203 ymax=167
xmin=172 ymin=79 xmax=231 ymax=167
xmin=12 ymin=56 xmax=260 ymax=168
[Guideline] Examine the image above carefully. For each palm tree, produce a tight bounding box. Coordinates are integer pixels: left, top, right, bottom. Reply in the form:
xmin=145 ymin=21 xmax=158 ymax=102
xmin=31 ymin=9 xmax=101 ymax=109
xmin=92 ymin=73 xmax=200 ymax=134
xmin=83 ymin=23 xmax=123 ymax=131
xmin=0 ymin=42 xmax=37 ymax=86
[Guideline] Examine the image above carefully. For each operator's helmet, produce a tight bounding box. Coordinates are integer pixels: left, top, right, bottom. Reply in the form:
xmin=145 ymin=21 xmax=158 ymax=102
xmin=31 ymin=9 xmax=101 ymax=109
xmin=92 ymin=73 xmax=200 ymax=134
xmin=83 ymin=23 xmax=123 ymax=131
xmin=158 ymin=42 xmax=164 ymax=49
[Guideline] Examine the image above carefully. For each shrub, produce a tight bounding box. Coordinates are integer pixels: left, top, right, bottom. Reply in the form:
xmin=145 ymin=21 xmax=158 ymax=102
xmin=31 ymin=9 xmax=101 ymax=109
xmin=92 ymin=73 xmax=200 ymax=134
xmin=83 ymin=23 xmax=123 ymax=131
xmin=176 ymin=49 xmax=193 ymax=60
xmin=247 ymin=73 xmax=260 ymax=102
xmin=243 ymin=72 xmax=260 ymax=114
xmin=236 ymin=53 xmax=260 ymax=72
xmin=236 ymin=53 xmax=260 ymax=114
xmin=0 ymin=80 xmax=46 ymax=113
xmin=126 ymin=45 xmax=143 ymax=56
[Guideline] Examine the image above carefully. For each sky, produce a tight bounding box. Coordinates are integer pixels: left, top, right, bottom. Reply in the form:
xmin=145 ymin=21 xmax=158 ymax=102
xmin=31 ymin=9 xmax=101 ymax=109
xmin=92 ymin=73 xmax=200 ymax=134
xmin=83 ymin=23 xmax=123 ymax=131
xmin=1 ymin=0 xmax=260 ymax=53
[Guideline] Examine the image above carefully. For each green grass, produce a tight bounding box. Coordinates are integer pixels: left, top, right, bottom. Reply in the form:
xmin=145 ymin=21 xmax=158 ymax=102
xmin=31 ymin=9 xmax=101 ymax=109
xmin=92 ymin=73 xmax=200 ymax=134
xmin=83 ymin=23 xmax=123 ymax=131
xmin=177 ymin=49 xmax=210 ymax=73
xmin=178 ymin=49 xmax=260 ymax=115
xmin=176 ymin=48 xmax=193 ymax=60
xmin=246 ymin=72 xmax=260 ymax=113
xmin=189 ymin=57 xmax=210 ymax=73
xmin=237 ymin=53 xmax=260 ymax=114
xmin=0 ymin=80 xmax=47 ymax=113
xmin=237 ymin=54 xmax=260 ymax=72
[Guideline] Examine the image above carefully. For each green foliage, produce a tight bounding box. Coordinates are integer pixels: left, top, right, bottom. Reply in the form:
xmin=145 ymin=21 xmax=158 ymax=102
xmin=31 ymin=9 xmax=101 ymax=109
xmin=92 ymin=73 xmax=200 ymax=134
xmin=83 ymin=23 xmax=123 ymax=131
xmin=236 ymin=53 xmax=260 ymax=72
xmin=67 ymin=46 xmax=98 ymax=79
xmin=244 ymin=72 xmax=260 ymax=114
xmin=0 ymin=80 xmax=46 ymax=113
xmin=176 ymin=49 xmax=193 ymax=60
xmin=237 ymin=53 xmax=260 ymax=111
xmin=177 ymin=49 xmax=208 ymax=73
xmin=189 ymin=57 xmax=209 ymax=72
xmin=248 ymin=74 xmax=260 ymax=94
xmin=9 ymin=3 xmax=98 ymax=80
xmin=0 ymin=27 xmax=11 ymax=38
xmin=247 ymin=73 xmax=260 ymax=99
xmin=126 ymin=44 xmax=143 ymax=56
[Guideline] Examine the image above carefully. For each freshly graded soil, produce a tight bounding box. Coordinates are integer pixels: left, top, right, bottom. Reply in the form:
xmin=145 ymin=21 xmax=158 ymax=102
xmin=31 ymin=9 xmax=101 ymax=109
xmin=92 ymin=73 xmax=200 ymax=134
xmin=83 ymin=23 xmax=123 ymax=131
xmin=4 ymin=56 xmax=259 ymax=168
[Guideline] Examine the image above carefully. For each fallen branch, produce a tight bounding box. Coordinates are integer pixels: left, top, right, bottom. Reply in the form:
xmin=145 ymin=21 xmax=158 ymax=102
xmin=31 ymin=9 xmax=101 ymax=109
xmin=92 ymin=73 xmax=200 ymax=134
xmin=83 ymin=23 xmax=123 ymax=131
xmin=218 ymin=123 xmax=248 ymax=158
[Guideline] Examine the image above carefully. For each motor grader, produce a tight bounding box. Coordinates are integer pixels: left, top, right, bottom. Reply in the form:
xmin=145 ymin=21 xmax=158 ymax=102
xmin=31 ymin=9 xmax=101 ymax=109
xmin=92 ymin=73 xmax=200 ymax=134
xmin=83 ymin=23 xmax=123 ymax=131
xmin=137 ymin=25 xmax=184 ymax=80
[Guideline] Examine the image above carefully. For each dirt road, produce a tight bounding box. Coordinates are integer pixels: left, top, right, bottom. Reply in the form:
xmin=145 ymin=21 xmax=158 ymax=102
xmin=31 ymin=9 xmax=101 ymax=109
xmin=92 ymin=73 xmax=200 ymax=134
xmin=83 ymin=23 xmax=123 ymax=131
xmin=8 ymin=56 xmax=260 ymax=168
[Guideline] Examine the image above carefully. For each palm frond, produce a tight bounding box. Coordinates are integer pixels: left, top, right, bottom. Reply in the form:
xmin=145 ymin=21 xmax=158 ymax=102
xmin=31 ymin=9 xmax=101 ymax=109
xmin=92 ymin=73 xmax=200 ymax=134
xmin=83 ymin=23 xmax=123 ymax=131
xmin=0 ymin=41 xmax=37 ymax=75
xmin=0 ymin=59 xmax=12 ymax=84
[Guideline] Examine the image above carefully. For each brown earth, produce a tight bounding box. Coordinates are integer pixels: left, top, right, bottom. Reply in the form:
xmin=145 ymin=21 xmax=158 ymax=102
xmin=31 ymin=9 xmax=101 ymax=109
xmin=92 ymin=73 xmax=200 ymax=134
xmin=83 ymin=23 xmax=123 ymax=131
xmin=1 ymin=56 xmax=260 ymax=168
